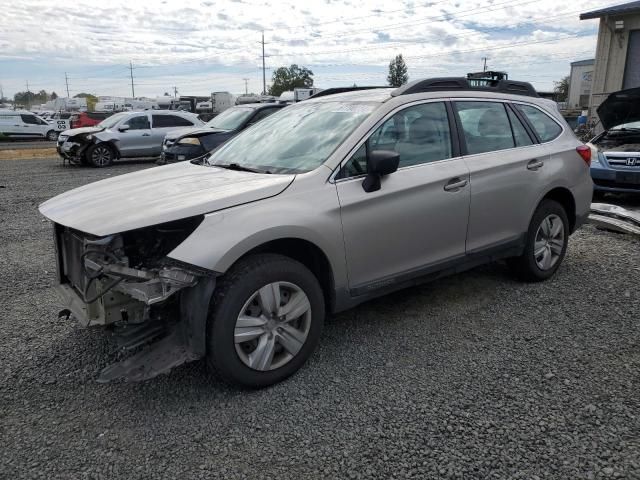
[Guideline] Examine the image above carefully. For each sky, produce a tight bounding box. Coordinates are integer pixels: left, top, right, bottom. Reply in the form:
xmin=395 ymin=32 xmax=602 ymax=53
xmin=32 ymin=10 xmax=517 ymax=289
xmin=0 ymin=0 xmax=615 ymax=100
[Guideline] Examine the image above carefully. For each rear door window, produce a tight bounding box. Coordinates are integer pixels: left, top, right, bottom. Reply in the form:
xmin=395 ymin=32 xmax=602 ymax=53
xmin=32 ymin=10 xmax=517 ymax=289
xmin=514 ymin=104 xmax=562 ymax=142
xmin=507 ymin=107 xmax=534 ymax=147
xmin=455 ymin=102 xmax=514 ymax=155
xmin=152 ymin=115 xmax=194 ymax=128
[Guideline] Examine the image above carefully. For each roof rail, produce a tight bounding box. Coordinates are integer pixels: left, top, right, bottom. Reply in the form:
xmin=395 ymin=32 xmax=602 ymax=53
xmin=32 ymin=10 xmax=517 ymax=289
xmin=309 ymin=86 xmax=387 ymax=99
xmin=391 ymin=77 xmax=539 ymax=98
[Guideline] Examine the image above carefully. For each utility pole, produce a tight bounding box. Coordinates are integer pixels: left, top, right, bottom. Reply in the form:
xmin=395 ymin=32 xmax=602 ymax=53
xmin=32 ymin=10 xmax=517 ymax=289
xmin=65 ymin=72 xmax=70 ymax=98
xmin=261 ymin=31 xmax=266 ymax=95
xmin=0 ymin=83 xmax=4 ymax=102
xmin=482 ymin=57 xmax=488 ymax=72
xmin=173 ymin=86 xmax=178 ymax=98
xmin=129 ymin=61 xmax=135 ymax=98
xmin=242 ymin=78 xmax=249 ymax=95
xmin=25 ymin=80 xmax=30 ymax=109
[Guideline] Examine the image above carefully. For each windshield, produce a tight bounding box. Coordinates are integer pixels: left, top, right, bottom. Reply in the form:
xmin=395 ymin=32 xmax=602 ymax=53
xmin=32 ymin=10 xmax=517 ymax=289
xmin=612 ymin=120 xmax=640 ymax=130
xmin=206 ymin=107 xmax=253 ymax=131
xmin=206 ymin=101 xmax=376 ymax=174
xmin=97 ymin=112 xmax=128 ymax=129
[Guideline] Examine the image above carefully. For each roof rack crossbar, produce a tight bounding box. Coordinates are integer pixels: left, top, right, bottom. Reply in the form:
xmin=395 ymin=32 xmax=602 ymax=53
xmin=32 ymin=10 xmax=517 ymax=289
xmin=391 ymin=77 xmax=539 ymax=98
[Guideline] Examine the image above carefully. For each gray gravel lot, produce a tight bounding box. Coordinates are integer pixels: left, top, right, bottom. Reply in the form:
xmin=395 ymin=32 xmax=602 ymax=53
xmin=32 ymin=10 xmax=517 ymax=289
xmin=1 ymin=158 xmax=639 ymax=480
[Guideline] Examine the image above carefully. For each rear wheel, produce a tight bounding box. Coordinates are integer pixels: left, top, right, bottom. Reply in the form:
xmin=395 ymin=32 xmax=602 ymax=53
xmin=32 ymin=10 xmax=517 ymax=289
xmin=206 ymin=254 xmax=325 ymax=388
xmin=87 ymin=144 xmax=115 ymax=167
xmin=508 ymin=199 xmax=569 ymax=282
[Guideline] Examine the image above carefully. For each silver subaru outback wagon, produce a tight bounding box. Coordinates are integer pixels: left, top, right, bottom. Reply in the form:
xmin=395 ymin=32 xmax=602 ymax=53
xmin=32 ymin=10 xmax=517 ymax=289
xmin=39 ymin=78 xmax=593 ymax=387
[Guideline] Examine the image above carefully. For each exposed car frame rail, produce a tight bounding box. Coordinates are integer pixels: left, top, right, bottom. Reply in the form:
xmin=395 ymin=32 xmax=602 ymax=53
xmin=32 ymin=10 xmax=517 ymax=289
xmin=588 ymin=203 xmax=640 ymax=236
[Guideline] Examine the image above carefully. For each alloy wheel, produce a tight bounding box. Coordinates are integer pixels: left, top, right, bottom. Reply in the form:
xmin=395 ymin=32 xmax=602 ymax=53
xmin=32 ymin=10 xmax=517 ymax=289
xmin=234 ymin=281 xmax=311 ymax=371
xmin=534 ymin=214 xmax=565 ymax=270
xmin=92 ymin=146 xmax=112 ymax=166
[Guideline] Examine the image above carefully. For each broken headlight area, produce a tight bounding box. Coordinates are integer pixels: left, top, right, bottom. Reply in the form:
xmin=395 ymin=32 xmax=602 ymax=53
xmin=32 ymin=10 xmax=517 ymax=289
xmin=56 ymin=215 xmax=205 ymax=322
xmin=53 ymin=216 xmax=217 ymax=382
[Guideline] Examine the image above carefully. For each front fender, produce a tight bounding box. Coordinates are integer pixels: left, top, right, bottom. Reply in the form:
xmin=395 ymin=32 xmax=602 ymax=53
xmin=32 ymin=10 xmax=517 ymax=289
xmin=166 ymin=178 xmax=347 ymax=292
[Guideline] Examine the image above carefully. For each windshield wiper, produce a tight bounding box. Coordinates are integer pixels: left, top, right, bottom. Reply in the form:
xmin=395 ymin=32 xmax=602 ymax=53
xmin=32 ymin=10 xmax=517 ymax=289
xmin=214 ymin=163 xmax=271 ymax=174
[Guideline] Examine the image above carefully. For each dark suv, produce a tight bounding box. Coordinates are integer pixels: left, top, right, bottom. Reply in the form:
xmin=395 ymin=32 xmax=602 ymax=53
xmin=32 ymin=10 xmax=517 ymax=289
xmin=159 ymin=103 xmax=285 ymax=163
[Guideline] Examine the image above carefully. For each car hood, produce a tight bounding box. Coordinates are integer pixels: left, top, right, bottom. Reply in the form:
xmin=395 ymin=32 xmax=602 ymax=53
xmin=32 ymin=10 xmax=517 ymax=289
xmin=165 ymin=127 xmax=228 ymax=141
xmin=39 ymin=162 xmax=295 ymax=236
xmin=61 ymin=126 xmax=104 ymax=137
xmin=597 ymin=87 xmax=640 ymax=130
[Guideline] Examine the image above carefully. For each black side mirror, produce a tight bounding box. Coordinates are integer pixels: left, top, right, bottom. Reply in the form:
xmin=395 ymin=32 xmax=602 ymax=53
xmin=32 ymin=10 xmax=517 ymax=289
xmin=362 ymin=150 xmax=400 ymax=192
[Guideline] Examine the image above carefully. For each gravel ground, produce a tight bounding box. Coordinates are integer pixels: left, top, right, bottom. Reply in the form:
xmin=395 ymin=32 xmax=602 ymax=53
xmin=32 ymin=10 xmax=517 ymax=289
xmin=1 ymin=158 xmax=639 ymax=480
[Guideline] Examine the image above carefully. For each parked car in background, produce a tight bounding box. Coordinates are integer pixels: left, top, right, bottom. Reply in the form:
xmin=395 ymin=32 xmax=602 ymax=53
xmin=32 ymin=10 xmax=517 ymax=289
xmin=588 ymin=87 xmax=640 ymax=195
xmin=70 ymin=111 xmax=112 ymax=129
xmin=39 ymin=78 xmax=593 ymax=387
xmin=159 ymin=103 xmax=285 ymax=163
xmin=0 ymin=109 xmax=59 ymax=140
xmin=57 ymin=110 xmax=204 ymax=167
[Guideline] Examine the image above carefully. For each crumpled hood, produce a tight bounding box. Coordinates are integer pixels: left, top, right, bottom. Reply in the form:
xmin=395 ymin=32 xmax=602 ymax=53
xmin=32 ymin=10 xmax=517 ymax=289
xmin=165 ymin=127 xmax=227 ymax=141
xmin=61 ymin=126 xmax=104 ymax=137
xmin=39 ymin=162 xmax=295 ymax=236
xmin=598 ymin=87 xmax=640 ymax=130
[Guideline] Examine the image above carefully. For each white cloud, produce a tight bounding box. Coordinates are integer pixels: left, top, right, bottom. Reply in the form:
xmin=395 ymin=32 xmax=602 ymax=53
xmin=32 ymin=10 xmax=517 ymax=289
xmin=0 ymin=0 xmax=610 ymax=96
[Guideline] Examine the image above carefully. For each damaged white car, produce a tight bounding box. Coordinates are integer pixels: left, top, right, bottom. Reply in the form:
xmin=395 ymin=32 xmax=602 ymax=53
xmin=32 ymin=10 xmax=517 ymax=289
xmin=39 ymin=81 xmax=592 ymax=387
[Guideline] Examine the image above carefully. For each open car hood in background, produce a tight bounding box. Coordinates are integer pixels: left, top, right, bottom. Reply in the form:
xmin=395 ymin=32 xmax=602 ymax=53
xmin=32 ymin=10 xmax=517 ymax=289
xmin=597 ymin=87 xmax=640 ymax=130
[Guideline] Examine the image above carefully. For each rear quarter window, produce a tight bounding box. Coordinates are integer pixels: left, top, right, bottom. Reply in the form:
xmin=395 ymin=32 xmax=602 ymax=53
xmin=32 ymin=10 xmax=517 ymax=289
xmin=515 ymin=104 xmax=562 ymax=142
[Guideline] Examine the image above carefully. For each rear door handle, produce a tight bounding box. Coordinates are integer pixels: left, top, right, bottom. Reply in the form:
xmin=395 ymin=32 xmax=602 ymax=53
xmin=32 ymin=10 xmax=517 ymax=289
xmin=444 ymin=178 xmax=468 ymax=192
xmin=142 ymin=133 xmax=151 ymax=137
xmin=527 ymin=159 xmax=544 ymax=170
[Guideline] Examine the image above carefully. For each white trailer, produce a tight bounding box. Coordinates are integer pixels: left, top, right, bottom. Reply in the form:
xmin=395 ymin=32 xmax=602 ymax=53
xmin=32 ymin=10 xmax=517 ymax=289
xmin=211 ymin=92 xmax=236 ymax=114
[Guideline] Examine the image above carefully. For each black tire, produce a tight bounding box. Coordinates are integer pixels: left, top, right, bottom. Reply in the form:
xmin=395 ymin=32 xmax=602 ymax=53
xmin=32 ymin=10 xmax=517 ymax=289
xmin=508 ymin=199 xmax=569 ymax=282
xmin=45 ymin=130 xmax=59 ymax=141
xmin=86 ymin=143 xmax=115 ymax=168
xmin=206 ymin=254 xmax=325 ymax=388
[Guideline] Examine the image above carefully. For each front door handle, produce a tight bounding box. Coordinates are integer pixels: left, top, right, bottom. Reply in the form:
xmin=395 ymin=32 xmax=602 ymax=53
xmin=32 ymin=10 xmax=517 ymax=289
xmin=527 ymin=159 xmax=544 ymax=170
xmin=444 ymin=177 xmax=468 ymax=192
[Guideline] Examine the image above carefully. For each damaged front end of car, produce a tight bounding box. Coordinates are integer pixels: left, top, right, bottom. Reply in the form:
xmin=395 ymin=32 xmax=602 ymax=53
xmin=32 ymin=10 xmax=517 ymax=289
xmin=53 ymin=215 xmax=216 ymax=382
xmin=57 ymin=130 xmax=106 ymax=164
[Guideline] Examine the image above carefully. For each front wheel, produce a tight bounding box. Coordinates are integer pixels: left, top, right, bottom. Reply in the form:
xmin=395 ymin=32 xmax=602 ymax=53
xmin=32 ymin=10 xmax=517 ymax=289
xmin=86 ymin=144 xmax=115 ymax=167
xmin=508 ymin=199 xmax=569 ymax=282
xmin=207 ymin=254 xmax=325 ymax=388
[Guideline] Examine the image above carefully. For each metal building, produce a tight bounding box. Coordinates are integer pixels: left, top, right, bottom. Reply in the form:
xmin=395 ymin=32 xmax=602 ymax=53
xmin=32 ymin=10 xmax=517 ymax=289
xmin=581 ymin=1 xmax=640 ymax=127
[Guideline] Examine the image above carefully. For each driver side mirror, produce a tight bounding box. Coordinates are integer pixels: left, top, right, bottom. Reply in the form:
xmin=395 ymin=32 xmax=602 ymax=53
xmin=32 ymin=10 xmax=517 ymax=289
xmin=362 ymin=150 xmax=400 ymax=193
xmin=117 ymin=124 xmax=130 ymax=132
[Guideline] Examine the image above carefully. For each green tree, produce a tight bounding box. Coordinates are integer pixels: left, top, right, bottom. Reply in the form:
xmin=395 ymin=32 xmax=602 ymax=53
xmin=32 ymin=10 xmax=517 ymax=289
xmin=387 ymin=54 xmax=409 ymax=87
xmin=553 ymin=76 xmax=570 ymax=102
xmin=51 ymin=91 xmax=58 ymax=100
xmin=74 ymin=93 xmax=98 ymax=111
xmin=268 ymin=64 xmax=314 ymax=97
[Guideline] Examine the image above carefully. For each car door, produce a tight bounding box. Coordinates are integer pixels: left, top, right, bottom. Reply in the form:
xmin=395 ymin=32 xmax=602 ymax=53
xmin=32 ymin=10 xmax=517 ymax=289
xmin=335 ymin=101 xmax=470 ymax=293
xmin=20 ymin=114 xmax=47 ymax=138
xmin=116 ymin=113 xmax=152 ymax=157
xmin=151 ymin=114 xmax=196 ymax=155
xmin=454 ymin=100 xmax=550 ymax=252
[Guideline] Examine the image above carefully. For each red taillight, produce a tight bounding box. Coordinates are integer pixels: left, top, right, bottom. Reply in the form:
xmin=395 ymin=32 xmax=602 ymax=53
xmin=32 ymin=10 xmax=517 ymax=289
xmin=576 ymin=145 xmax=591 ymax=166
